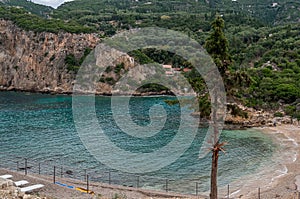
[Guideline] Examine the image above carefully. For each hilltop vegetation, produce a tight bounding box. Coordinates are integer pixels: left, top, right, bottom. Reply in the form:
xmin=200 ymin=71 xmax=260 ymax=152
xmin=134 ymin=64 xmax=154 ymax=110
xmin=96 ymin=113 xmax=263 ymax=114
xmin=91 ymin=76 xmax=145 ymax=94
xmin=53 ymin=0 xmax=300 ymax=26
xmin=0 ymin=0 xmax=52 ymax=17
xmin=1 ymin=0 xmax=299 ymax=35
xmin=0 ymin=6 xmax=95 ymax=33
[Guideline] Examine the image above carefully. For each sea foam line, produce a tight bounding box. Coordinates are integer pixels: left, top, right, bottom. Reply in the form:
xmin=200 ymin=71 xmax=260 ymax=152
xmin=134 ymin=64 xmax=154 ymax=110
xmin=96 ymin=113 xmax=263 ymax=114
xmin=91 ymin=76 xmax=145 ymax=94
xmin=229 ymin=189 xmax=241 ymax=197
xmin=293 ymin=152 xmax=298 ymax=162
xmin=270 ymin=165 xmax=288 ymax=184
xmin=285 ymin=135 xmax=299 ymax=147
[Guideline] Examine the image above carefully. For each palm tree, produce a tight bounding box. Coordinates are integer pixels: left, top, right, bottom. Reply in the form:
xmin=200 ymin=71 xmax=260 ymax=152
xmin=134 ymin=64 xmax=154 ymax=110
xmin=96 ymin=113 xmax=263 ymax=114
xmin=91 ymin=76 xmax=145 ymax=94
xmin=210 ymin=141 xmax=227 ymax=199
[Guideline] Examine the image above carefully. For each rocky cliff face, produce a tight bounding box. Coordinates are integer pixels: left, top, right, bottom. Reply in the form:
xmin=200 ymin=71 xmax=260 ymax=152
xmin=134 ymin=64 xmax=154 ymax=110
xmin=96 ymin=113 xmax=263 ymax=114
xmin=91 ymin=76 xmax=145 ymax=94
xmin=0 ymin=21 xmax=193 ymax=96
xmin=0 ymin=20 xmax=99 ymax=94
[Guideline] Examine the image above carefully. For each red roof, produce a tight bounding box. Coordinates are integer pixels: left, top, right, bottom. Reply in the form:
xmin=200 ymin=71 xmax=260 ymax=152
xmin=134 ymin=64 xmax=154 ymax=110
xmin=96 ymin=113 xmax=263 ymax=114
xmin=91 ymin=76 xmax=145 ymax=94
xmin=183 ymin=68 xmax=192 ymax=72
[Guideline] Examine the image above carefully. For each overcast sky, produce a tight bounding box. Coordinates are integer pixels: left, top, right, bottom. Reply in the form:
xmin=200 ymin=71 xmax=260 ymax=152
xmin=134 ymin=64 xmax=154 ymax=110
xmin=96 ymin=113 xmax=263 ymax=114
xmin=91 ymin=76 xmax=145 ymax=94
xmin=31 ymin=0 xmax=74 ymax=9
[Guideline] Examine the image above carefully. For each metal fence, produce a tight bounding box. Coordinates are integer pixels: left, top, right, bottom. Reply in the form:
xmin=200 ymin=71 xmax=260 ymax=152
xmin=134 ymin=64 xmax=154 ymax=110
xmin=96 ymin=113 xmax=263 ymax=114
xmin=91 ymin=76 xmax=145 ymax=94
xmin=1 ymin=153 xmax=300 ymax=198
xmin=0 ymin=153 xmax=204 ymax=195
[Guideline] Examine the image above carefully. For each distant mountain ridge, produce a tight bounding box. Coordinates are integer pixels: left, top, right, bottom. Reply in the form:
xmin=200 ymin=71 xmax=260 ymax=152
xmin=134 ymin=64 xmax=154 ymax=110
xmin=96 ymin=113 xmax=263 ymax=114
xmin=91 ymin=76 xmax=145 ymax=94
xmin=53 ymin=0 xmax=300 ymax=25
xmin=0 ymin=0 xmax=298 ymax=28
xmin=1 ymin=0 xmax=299 ymax=25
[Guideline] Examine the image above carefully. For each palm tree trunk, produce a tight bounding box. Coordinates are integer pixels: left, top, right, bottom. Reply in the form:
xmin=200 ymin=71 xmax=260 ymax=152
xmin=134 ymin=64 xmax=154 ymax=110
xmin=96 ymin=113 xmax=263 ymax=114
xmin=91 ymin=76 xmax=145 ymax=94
xmin=210 ymin=144 xmax=219 ymax=199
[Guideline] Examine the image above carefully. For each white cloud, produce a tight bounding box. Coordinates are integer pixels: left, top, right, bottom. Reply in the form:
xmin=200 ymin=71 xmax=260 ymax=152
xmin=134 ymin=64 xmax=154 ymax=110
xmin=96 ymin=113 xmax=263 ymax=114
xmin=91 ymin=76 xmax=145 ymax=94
xmin=31 ymin=0 xmax=74 ymax=9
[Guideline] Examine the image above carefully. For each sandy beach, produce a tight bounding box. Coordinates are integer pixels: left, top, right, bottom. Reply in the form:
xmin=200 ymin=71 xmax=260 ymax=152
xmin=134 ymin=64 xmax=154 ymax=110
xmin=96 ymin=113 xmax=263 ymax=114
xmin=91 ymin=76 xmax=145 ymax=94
xmin=2 ymin=124 xmax=300 ymax=199
xmin=252 ymin=124 xmax=300 ymax=199
xmin=221 ymin=124 xmax=300 ymax=199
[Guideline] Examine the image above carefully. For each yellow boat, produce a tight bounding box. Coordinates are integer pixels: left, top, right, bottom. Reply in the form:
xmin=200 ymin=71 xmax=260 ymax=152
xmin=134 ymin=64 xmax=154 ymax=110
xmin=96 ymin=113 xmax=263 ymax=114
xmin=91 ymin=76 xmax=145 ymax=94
xmin=75 ymin=187 xmax=95 ymax=195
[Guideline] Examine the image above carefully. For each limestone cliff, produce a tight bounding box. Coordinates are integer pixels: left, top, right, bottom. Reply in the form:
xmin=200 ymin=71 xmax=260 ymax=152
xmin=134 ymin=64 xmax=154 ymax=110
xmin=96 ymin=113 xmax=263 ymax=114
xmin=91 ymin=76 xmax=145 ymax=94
xmin=0 ymin=20 xmax=193 ymax=96
xmin=0 ymin=20 xmax=99 ymax=94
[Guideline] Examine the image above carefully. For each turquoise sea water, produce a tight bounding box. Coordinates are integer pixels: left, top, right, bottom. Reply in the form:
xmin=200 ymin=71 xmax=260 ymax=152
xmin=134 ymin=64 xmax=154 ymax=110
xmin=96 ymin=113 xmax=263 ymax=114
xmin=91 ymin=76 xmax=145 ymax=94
xmin=0 ymin=91 xmax=276 ymax=194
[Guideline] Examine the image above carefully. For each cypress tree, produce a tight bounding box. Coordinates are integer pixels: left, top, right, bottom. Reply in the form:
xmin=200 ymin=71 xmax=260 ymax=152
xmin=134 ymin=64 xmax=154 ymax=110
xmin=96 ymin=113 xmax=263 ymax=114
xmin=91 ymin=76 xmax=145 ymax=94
xmin=205 ymin=15 xmax=231 ymax=75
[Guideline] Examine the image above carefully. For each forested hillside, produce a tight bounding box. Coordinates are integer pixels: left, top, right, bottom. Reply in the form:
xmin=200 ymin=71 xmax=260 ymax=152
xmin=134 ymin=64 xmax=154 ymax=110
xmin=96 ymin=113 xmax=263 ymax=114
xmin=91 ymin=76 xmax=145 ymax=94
xmin=0 ymin=6 xmax=95 ymax=33
xmin=226 ymin=23 xmax=300 ymax=116
xmin=0 ymin=0 xmax=52 ymax=17
xmin=53 ymin=0 xmax=300 ymax=26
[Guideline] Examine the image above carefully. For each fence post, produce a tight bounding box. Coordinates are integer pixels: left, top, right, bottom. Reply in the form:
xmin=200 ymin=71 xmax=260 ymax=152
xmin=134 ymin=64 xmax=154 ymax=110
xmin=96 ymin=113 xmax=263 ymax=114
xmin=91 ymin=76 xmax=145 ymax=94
xmin=53 ymin=166 xmax=56 ymax=184
xmin=86 ymin=174 xmax=89 ymax=194
xmin=258 ymin=187 xmax=260 ymax=199
xmin=24 ymin=158 xmax=27 ymax=176
xmin=17 ymin=161 xmax=19 ymax=171
xmin=227 ymin=184 xmax=230 ymax=199
xmin=38 ymin=163 xmax=41 ymax=175
xmin=84 ymin=169 xmax=87 ymax=181
xmin=61 ymin=166 xmax=63 ymax=178
xmin=196 ymin=182 xmax=198 ymax=196
xmin=166 ymin=179 xmax=168 ymax=192
xmin=108 ymin=171 xmax=111 ymax=185
xmin=137 ymin=176 xmax=140 ymax=188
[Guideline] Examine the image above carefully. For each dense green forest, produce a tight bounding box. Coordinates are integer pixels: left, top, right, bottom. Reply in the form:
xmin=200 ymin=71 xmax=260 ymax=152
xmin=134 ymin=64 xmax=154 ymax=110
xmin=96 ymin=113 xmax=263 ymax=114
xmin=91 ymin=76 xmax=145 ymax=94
xmin=53 ymin=0 xmax=300 ymax=25
xmin=0 ymin=0 xmax=52 ymax=17
xmin=1 ymin=0 xmax=299 ymax=35
xmin=0 ymin=6 xmax=95 ymax=33
xmin=0 ymin=0 xmax=299 ymax=118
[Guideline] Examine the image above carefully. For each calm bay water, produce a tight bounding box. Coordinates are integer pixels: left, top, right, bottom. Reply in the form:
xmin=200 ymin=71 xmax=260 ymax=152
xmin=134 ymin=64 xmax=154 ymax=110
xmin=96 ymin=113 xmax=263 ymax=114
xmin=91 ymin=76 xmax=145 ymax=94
xmin=0 ymin=91 xmax=276 ymax=194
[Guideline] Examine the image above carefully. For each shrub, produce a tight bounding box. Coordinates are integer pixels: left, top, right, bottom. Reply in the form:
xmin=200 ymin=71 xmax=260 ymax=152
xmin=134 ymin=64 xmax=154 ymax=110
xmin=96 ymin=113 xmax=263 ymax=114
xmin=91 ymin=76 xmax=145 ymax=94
xmin=274 ymin=112 xmax=284 ymax=117
xmin=227 ymin=104 xmax=248 ymax=118
xmin=114 ymin=63 xmax=125 ymax=74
